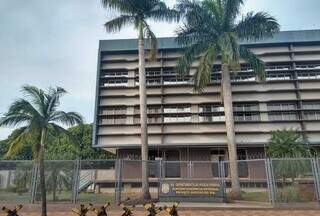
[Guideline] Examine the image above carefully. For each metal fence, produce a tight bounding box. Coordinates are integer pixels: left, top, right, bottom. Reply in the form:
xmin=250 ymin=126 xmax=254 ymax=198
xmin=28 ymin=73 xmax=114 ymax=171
xmin=0 ymin=158 xmax=319 ymax=206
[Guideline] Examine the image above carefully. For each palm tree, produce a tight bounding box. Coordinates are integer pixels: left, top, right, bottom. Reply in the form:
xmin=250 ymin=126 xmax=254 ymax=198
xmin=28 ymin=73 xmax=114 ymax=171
xmin=101 ymin=0 xmax=179 ymax=200
xmin=0 ymin=85 xmax=83 ymax=216
xmin=175 ymin=0 xmax=279 ymax=197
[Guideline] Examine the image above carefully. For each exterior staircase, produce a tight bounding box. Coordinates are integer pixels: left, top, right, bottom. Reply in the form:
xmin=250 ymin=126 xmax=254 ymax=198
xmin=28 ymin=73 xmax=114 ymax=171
xmin=78 ymin=170 xmax=95 ymax=192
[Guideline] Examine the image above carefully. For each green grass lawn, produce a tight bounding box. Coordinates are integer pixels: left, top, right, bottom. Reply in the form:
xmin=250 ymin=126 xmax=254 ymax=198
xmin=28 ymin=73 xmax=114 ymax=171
xmin=240 ymin=191 xmax=269 ymax=202
xmin=226 ymin=190 xmax=269 ymax=203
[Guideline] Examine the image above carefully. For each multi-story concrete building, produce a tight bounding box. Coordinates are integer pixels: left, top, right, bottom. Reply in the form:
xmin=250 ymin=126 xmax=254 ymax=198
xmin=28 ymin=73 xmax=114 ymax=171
xmin=93 ymin=29 xmax=320 ymax=165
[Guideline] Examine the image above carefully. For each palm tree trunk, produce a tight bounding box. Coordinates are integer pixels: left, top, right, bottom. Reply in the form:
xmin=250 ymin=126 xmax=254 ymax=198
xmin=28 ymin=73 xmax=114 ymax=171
xmin=138 ymin=22 xmax=151 ymax=200
xmin=221 ymin=64 xmax=241 ymax=198
xmin=39 ymin=128 xmax=47 ymax=216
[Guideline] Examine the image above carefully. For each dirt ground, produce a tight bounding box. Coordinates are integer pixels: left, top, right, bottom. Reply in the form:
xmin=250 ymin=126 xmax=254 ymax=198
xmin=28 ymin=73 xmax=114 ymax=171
xmin=1 ymin=210 xmax=319 ymax=216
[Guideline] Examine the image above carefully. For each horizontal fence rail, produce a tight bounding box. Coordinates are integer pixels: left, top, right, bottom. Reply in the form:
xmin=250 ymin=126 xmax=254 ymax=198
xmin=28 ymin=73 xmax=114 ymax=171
xmin=0 ymin=158 xmax=319 ymax=206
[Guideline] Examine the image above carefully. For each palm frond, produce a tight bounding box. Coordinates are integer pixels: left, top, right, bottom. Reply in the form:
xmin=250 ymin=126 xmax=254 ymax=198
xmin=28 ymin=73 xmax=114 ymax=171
xmin=203 ymin=0 xmax=223 ymax=25
xmin=50 ymin=111 xmax=84 ymax=126
xmin=46 ymin=87 xmax=67 ymax=115
xmin=239 ymin=46 xmax=266 ymax=82
xmin=101 ymin=0 xmax=134 ymax=14
xmin=176 ymin=0 xmax=201 ymax=15
xmin=176 ymin=41 xmax=210 ymax=78
xmin=0 ymin=114 xmax=32 ymax=127
xmin=5 ymin=127 xmax=29 ymax=159
xmin=104 ymin=15 xmax=135 ymax=33
xmin=222 ymin=0 xmax=244 ymax=26
xmin=193 ymin=46 xmax=216 ymax=92
xmin=148 ymin=1 xmax=180 ymax=22
xmin=176 ymin=0 xmax=220 ymax=47
xmin=235 ymin=11 xmax=280 ymax=41
xmin=21 ymin=85 xmax=46 ymax=116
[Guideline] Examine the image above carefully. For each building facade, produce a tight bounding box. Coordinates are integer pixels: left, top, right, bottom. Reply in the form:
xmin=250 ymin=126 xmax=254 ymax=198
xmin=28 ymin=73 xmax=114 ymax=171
xmin=93 ymin=30 xmax=320 ymax=164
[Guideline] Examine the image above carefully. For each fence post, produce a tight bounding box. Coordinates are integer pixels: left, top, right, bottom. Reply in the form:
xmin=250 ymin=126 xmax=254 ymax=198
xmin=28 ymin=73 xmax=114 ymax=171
xmin=115 ymin=159 xmax=122 ymax=205
xmin=188 ymin=161 xmax=193 ymax=178
xmin=72 ymin=159 xmax=81 ymax=204
xmin=219 ymin=161 xmax=226 ymax=200
xmin=159 ymin=159 xmax=162 ymax=180
xmin=265 ymin=158 xmax=276 ymax=206
xmin=311 ymin=158 xmax=320 ymax=204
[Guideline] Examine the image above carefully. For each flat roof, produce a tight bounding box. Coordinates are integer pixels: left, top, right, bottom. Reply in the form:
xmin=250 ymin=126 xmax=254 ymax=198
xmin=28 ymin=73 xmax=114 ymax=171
xmin=99 ymin=29 xmax=320 ymax=52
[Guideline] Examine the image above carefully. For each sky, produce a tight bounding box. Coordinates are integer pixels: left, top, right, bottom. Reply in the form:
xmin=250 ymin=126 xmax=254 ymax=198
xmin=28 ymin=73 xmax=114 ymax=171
xmin=0 ymin=0 xmax=320 ymax=140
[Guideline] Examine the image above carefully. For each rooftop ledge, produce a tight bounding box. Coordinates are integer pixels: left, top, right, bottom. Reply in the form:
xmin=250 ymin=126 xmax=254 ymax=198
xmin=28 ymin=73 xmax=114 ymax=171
xmin=99 ymin=29 xmax=320 ymax=52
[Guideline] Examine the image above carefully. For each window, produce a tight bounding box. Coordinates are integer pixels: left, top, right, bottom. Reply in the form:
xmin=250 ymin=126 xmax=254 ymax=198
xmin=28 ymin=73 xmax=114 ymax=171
xmin=163 ymin=77 xmax=189 ymax=85
xmin=297 ymin=71 xmax=320 ymax=80
xmin=234 ymin=104 xmax=259 ymax=112
xmin=148 ymin=116 xmax=162 ymax=123
xmin=302 ymin=102 xmax=320 ymax=109
xmin=105 ymin=107 xmax=126 ymax=115
xmin=164 ymin=115 xmax=191 ymax=123
xmin=148 ymin=106 xmax=162 ymax=114
xmin=210 ymin=74 xmax=221 ymax=83
xmin=200 ymin=105 xmax=224 ymax=112
xmin=266 ymin=72 xmax=292 ymax=81
xmin=104 ymin=117 xmax=126 ymax=124
xmin=266 ymin=65 xmax=290 ymax=71
xmin=231 ymin=74 xmax=256 ymax=82
xmin=134 ymin=117 xmax=162 ymax=124
xmin=163 ymin=70 xmax=176 ymax=75
xmin=146 ymin=78 xmax=161 ymax=85
xmin=268 ymin=112 xmax=298 ymax=121
xmin=234 ymin=113 xmax=260 ymax=121
xmin=164 ymin=106 xmax=191 ymax=113
xmin=103 ymin=79 xmax=127 ymax=87
xmin=199 ymin=114 xmax=225 ymax=122
xmin=296 ymin=64 xmax=320 ymax=70
xmin=104 ymin=71 xmax=128 ymax=77
xmin=267 ymin=103 xmax=297 ymax=111
xmin=146 ymin=70 xmax=161 ymax=76
xmin=135 ymin=106 xmax=161 ymax=114
xmin=305 ymin=111 xmax=320 ymax=120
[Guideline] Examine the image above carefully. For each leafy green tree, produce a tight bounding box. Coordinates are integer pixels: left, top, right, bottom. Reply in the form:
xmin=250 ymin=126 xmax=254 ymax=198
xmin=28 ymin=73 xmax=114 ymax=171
xmin=0 ymin=85 xmax=83 ymax=216
xmin=0 ymin=129 xmax=34 ymax=160
xmin=45 ymin=124 xmax=115 ymax=160
xmin=175 ymin=0 xmax=279 ymax=197
xmin=267 ymin=129 xmax=309 ymax=158
xmin=268 ymin=129 xmax=310 ymax=183
xmin=0 ymin=124 xmax=114 ymax=160
xmin=102 ymin=0 xmax=179 ymax=199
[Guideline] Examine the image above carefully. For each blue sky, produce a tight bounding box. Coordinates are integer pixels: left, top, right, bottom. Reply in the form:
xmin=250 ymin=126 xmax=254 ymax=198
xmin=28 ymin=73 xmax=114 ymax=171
xmin=0 ymin=0 xmax=320 ymax=139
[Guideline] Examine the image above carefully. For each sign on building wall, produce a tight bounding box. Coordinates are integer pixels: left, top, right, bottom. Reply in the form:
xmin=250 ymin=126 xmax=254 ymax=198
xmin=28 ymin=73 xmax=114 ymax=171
xmin=159 ymin=179 xmax=225 ymax=202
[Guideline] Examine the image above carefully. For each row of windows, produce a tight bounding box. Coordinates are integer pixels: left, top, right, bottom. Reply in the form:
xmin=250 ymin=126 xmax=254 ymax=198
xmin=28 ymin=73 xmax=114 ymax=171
xmin=102 ymin=70 xmax=320 ymax=86
xmin=100 ymin=102 xmax=320 ymax=116
xmin=99 ymin=111 xmax=320 ymax=124
xmin=101 ymin=64 xmax=320 ymax=80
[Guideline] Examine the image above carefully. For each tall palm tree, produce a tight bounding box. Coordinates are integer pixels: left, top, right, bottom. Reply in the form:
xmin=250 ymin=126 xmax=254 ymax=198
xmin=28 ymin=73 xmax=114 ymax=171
xmin=102 ymin=0 xmax=179 ymax=199
xmin=0 ymin=85 xmax=83 ymax=216
xmin=175 ymin=0 xmax=279 ymax=197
